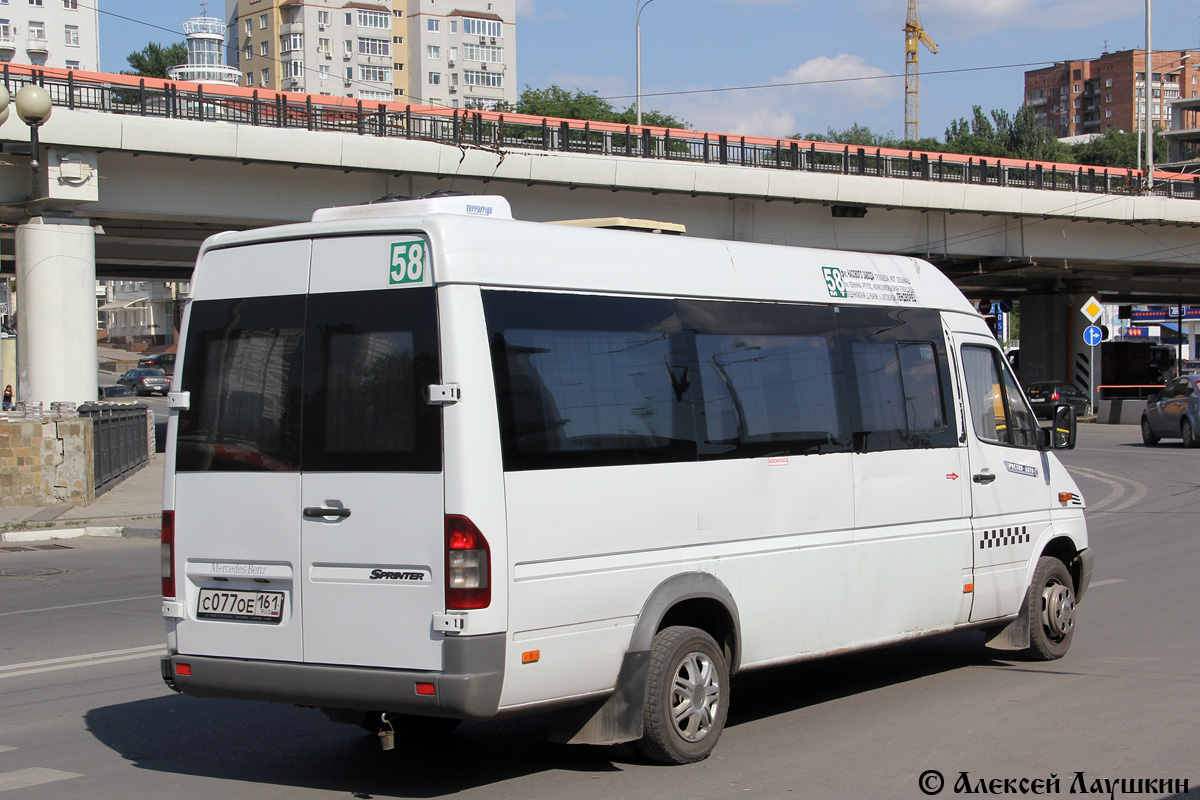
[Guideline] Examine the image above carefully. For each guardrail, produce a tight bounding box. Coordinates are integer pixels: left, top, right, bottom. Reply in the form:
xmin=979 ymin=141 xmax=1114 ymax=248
xmin=4 ymin=63 xmax=1198 ymax=201
xmin=77 ymin=403 xmax=151 ymax=495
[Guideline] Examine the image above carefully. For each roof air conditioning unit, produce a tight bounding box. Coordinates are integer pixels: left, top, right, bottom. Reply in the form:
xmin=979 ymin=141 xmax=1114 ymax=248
xmin=479 ymin=36 xmax=486 ymax=43
xmin=318 ymin=22 xmax=325 ymax=30
xmin=447 ymin=59 xmax=454 ymax=66
xmin=490 ymin=37 xmax=496 ymax=44
xmin=449 ymin=86 xmax=457 ymax=93
xmin=325 ymin=52 xmax=332 ymax=59
xmin=480 ymin=63 xmax=487 ymax=70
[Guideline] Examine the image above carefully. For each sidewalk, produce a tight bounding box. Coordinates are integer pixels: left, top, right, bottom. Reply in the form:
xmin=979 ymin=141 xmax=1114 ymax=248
xmin=0 ymin=456 xmax=163 ymax=542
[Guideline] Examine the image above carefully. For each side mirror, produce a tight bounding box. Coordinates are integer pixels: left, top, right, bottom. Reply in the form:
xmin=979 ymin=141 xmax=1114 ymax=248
xmin=1052 ymin=405 xmax=1077 ymax=450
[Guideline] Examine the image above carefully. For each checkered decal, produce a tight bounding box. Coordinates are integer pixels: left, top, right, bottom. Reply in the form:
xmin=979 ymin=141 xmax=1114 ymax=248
xmin=979 ymin=526 xmax=1030 ymax=549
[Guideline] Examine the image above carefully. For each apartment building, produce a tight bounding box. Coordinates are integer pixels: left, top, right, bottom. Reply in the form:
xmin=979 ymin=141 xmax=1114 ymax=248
xmin=0 ymin=0 xmax=101 ymax=73
xmin=225 ymin=0 xmax=404 ymax=101
xmin=406 ymin=0 xmax=516 ymax=109
xmin=223 ymin=0 xmax=516 ymax=107
xmin=1025 ymin=49 xmax=1200 ymax=138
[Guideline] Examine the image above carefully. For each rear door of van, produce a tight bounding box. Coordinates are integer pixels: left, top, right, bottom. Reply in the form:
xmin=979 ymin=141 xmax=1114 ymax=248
xmin=172 ymin=233 xmax=445 ymax=672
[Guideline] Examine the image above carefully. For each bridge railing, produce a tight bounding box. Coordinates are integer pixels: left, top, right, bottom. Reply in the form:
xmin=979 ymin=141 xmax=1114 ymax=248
xmin=4 ymin=63 xmax=1196 ymax=201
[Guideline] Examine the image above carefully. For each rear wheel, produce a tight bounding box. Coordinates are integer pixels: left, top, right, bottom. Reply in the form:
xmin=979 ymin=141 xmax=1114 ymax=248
xmin=1023 ymin=556 xmax=1076 ymax=661
xmin=638 ymin=626 xmax=729 ymax=765
xmin=1184 ymin=418 xmax=1197 ymax=449
xmin=1141 ymin=418 xmax=1159 ymax=446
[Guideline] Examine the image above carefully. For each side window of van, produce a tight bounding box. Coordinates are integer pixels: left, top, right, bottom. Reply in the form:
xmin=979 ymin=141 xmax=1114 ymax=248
xmin=176 ymin=296 xmax=306 ymax=472
xmin=837 ymin=307 xmax=956 ymax=452
xmin=962 ymin=345 xmax=1039 ymax=448
xmin=680 ymin=299 xmax=848 ymax=458
xmin=484 ymin=291 xmax=695 ymax=471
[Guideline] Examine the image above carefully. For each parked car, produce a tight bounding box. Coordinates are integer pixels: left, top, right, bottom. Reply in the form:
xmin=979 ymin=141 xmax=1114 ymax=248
xmin=137 ymin=352 xmax=176 ymax=375
xmin=1141 ymin=374 xmax=1200 ymax=447
xmin=1179 ymin=359 xmax=1200 ymax=376
xmin=117 ymin=368 xmax=170 ymax=396
xmin=98 ymin=385 xmax=139 ymax=404
xmin=1025 ymin=381 xmax=1090 ymax=421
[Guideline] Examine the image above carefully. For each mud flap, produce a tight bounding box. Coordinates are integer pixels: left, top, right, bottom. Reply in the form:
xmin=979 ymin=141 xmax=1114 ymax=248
xmin=984 ymin=594 xmax=1031 ymax=651
xmin=547 ymin=650 xmax=649 ymax=745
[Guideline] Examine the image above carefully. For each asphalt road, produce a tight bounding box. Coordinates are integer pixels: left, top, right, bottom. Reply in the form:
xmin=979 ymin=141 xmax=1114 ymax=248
xmin=0 ymin=424 xmax=1197 ymax=799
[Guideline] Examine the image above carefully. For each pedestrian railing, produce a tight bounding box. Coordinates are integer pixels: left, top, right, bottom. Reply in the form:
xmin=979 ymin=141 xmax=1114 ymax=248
xmin=77 ymin=403 xmax=151 ymax=495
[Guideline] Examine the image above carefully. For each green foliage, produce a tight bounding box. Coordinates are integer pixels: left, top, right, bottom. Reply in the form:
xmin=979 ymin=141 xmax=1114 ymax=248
xmin=514 ymin=84 xmax=688 ymax=129
xmin=1074 ymin=127 xmax=1168 ymax=169
xmin=942 ymin=106 xmax=1073 ymax=162
xmin=123 ymin=42 xmax=188 ymax=79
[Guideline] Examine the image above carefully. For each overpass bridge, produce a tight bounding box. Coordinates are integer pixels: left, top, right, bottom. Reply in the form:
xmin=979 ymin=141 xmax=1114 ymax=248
xmin=2 ymin=64 xmax=1200 ymax=405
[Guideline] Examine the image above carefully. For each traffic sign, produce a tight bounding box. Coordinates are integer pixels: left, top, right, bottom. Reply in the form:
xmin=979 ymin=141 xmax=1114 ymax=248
xmin=1080 ymin=296 xmax=1104 ymax=323
xmin=1084 ymin=325 xmax=1103 ymax=346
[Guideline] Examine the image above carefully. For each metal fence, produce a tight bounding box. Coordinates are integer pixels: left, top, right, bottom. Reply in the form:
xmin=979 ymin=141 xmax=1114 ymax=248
xmin=77 ymin=403 xmax=150 ymax=495
xmin=5 ymin=64 xmax=1199 ymax=201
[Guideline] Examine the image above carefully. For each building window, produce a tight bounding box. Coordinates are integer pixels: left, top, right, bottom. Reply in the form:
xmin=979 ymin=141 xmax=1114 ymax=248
xmin=65 ymin=59 xmax=78 ymax=69
xmin=393 ymin=36 xmax=403 ymax=44
xmin=261 ymin=68 xmax=270 ymax=84
xmin=245 ymin=71 xmax=254 ymax=85
xmin=345 ymin=67 xmax=352 ymax=80
xmin=288 ymin=60 xmax=303 ymax=78
xmin=462 ymin=17 xmax=502 ymax=38
xmin=393 ymin=9 xmax=403 ymax=17
xmin=28 ymin=0 xmax=42 ymax=5
xmin=429 ymin=72 xmax=440 ymax=85
xmin=345 ymin=11 xmax=352 ymax=24
xmin=63 ymin=0 xmax=76 ymax=7
xmin=244 ymin=19 xmax=252 ymax=37
xmin=282 ymin=33 xmax=302 ymax=52
xmin=463 ymin=69 xmax=502 ymax=88
xmin=317 ymin=10 xmax=331 ymax=25
xmin=1105 ymin=109 xmax=1112 ymax=118
xmin=359 ymin=65 xmax=391 ymax=82
xmin=463 ymin=44 xmax=501 ymax=62
xmin=427 ymin=18 xmax=439 ymax=32
xmin=260 ymin=40 xmax=269 ymax=56
xmin=1105 ymin=77 xmax=1112 ymax=87
xmin=357 ymin=9 xmax=388 ymax=29
xmin=319 ymin=64 xmax=330 ymax=78
xmin=64 ymin=23 xmax=77 ymax=46
xmin=427 ymin=44 xmax=439 ymax=58
xmin=358 ymin=37 xmax=390 ymax=56
xmin=317 ymin=37 xmax=330 ymax=53
xmin=1105 ymin=93 xmax=1112 ymax=103
xmin=1072 ymin=83 xmax=1080 ymax=93
xmin=27 ymin=20 xmax=44 ymax=41
xmin=244 ymin=43 xmax=253 ymax=60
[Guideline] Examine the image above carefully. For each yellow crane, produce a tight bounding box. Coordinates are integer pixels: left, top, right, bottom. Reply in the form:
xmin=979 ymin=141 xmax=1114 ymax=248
xmin=904 ymin=0 xmax=938 ymax=141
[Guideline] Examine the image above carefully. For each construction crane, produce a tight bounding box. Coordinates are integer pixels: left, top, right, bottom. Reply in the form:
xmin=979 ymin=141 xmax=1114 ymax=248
xmin=904 ymin=0 xmax=938 ymax=142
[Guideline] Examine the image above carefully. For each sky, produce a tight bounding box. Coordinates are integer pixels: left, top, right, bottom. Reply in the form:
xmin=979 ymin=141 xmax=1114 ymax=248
xmin=99 ymin=0 xmax=1200 ymax=142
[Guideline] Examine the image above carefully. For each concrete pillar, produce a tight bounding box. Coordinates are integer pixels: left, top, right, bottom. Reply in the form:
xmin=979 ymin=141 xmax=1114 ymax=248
xmin=15 ymin=216 xmax=97 ymax=406
xmin=1017 ymin=291 xmax=1098 ymax=399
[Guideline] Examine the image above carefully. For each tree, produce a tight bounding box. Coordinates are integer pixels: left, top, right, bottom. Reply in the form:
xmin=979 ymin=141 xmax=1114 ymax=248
xmin=123 ymin=42 xmax=188 ymax=79
xmin=1073 ymin=127 xmax=1168 ymax=169
xmin=515 ymin=84 xmax=687 ymax=129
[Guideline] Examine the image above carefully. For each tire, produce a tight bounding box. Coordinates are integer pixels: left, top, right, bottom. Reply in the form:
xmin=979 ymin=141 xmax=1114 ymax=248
xmin=638 ymin=626 xmax=730 ymax=765
xmin=1184 ymin=418 xmax=1197 ymax=449
xmin=1023 ymin=557 xmax=1076 ymax=661
xmin=1141 ymin=417 xmax=1159 ymax=446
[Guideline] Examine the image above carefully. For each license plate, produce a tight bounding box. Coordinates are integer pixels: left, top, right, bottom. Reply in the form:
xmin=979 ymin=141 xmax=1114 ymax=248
xmin=197 ymin=588 xmax=284 ymax=623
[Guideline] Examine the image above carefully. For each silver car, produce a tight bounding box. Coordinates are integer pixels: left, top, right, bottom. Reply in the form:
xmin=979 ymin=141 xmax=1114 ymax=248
xmin=1141 ymin=375 xmax=1200 ymax=447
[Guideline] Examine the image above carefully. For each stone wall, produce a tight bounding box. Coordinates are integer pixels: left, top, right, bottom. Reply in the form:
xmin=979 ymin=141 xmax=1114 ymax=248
xmin=0 ymin=417 xmax=95 ymax=508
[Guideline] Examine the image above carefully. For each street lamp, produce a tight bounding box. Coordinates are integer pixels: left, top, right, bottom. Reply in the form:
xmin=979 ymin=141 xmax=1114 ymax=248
xmin=0 ymin=83 xmax=54 ymax=193
xmin=636 ymin=0 xmax=659 ymax=127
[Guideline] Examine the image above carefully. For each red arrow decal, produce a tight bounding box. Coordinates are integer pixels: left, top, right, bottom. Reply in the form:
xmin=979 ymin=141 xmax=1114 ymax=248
xmin=946 ymin=473 xmax=959 ymax=481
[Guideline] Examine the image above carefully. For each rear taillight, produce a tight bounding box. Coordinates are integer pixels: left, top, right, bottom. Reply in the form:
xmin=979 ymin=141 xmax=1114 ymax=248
xmin=445 ymin=515 xmax=490 ymax=610
xmin=161 ymin=511 xmax=175 ymax=598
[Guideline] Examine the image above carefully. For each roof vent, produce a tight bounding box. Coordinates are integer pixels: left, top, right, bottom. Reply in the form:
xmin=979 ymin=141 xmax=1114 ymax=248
xmin=312 ymin=193 xmax=513 ymax=222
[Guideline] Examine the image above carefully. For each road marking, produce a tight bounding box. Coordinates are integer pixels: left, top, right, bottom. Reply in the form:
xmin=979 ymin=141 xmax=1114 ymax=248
xmin=1088 ymin=579 xmax=1127 ymax=588
xmin=0 ymin=747 xmax=14 ymax=755
xmin=0 ymin=594 xmax=160 ymax=618
xmin=0 ymin=644 xmax=165 ymax=680
xmin=0 ymin=768 xmax=82 ymax=792
xmin=1068 ymin=467 xmax=1148 ymax=514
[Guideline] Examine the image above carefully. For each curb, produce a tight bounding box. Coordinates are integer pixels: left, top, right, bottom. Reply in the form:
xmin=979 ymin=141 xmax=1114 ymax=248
xmin=1 ymin=526 xmax=127 ymax=543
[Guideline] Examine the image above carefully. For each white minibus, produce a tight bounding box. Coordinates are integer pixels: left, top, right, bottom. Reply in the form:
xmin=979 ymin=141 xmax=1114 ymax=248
xmin=160 ymin=194 xmax=1092 ymax=764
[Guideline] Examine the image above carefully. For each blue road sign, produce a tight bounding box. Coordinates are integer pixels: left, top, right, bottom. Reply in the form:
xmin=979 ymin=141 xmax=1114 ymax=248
xmin=1084 ymin=325 xmax=1103 ymax=346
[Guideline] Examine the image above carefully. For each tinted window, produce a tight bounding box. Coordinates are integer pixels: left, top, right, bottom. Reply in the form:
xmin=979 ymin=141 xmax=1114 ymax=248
xmin=962 ymin=345 xmax=1039 ymax=449
xmin=484 ymin=291 xmax=695 ymax=470
xmin=837 ymin=307 xmax=955 ymax=451
xmin=177 ymin=295 xmax=306 ymax=472
xmin=302 ymin=289 xmax=441 ymax=472
xmin=680 ymin=299 xmax=848 ymax=458
xmin=176 ymin=289 xmax=440 ymax=473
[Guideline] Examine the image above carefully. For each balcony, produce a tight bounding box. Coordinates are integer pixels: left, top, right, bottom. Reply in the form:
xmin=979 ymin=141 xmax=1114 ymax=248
xmin=26 ymin=36 xmax=48 ymax=54
xmin=280 ymin=22 xmax=304 ymax=35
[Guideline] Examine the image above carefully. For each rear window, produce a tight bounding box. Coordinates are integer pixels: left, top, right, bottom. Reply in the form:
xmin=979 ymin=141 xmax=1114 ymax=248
xmin=176 ymin=289 xmax=440 ymax=473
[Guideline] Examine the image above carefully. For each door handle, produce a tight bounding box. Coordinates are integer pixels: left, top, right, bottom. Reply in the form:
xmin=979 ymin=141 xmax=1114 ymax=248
xmin=972 ymin=473 xmax=996 ymax=485
xmin=304 ymin=506 xmax=351 ymax=519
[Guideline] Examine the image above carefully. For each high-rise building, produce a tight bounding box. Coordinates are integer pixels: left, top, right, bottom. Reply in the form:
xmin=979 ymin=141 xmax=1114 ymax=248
xmin=225 ymin=0 xmax=404 ymax=101
xmin=0 ymin=0 xmax=101 ymax=73
xmin=1025 ymin=50 xmax=1200 ymax=139
xmin=406 ymin=0 xmax=516 ymax=110
xmin=222 ymin=1 xmax=516 ymax=108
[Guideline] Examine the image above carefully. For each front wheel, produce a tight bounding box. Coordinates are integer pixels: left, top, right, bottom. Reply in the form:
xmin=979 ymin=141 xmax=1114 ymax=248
xmin=1023 ymin=556 xmax=1076 ymax=661
xmin=638 ymin=626 xmax=729 ymax=764
xmin=1141 ymin=417 xmax=1159 ymax=446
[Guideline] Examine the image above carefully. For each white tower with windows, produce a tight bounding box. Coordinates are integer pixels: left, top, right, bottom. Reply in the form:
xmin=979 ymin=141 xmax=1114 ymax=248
xmin=169 ymin=16 xmax=241 ymax=85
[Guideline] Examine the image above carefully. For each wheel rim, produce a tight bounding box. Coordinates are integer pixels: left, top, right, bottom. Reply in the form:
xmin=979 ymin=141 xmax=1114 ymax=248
xmin=1041 ymin=578 xmax=1076 ymax=641
xmin=671 ymin=651 xmax=721 ymax=743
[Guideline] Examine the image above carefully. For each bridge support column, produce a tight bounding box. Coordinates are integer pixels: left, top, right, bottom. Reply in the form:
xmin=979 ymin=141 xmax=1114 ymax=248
xmin=1018 ymin=292 xmax=1097 ymax=402
xmin=15 ymin=216 xmax=97 ymax=406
